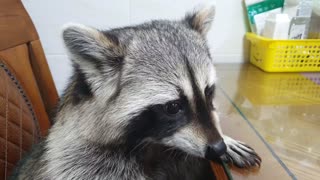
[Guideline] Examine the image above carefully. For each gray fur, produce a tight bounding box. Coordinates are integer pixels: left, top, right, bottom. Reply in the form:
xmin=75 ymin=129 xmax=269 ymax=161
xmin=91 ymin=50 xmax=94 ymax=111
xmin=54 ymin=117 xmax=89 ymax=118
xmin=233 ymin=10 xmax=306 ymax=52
xmin=13 ymin=5 xmax=261 ymax=180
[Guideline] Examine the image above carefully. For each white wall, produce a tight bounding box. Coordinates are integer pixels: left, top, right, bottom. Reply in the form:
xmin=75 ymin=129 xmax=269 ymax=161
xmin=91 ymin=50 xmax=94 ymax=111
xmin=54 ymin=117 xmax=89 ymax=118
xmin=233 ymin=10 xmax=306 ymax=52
xmin=22 ymin=0 xmax=249 ymax=94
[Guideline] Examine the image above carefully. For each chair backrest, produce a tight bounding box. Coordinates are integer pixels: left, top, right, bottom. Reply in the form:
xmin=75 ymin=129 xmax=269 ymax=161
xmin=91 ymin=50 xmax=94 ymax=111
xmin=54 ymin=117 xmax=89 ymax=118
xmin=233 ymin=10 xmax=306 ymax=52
xmin=0 ymin=0 xmax=58 ymax=178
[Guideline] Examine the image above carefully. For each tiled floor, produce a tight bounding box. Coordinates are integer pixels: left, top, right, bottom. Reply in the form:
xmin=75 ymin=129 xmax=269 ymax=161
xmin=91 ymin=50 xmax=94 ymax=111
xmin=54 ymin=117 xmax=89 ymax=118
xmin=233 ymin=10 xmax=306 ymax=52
xmin=215 ymin=63 xmax=320 ymax=180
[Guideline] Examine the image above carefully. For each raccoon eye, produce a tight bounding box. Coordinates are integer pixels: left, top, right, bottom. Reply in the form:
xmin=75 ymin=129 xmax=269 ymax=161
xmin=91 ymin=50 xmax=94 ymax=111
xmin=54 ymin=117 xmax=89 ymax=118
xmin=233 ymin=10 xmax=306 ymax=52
xmin=205 ymin=85 xmax=215 ymax=98
xmin=164 ymin=101 xmax=182 ymax=115
xmin=205 ymin=85 xmax=216 ymax=111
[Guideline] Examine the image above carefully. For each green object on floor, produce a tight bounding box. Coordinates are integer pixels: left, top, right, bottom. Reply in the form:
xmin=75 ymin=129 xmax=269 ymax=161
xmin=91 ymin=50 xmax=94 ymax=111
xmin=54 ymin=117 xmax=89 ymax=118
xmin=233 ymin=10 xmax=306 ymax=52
xmin=221 ymin=161 xmax=233 ymax=180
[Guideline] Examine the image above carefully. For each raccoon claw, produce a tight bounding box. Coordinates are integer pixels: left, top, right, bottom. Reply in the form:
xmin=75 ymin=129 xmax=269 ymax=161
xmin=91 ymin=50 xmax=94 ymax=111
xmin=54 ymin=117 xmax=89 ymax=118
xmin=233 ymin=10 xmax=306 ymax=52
xmin=221 ymin=136 xmax=261 ymax=169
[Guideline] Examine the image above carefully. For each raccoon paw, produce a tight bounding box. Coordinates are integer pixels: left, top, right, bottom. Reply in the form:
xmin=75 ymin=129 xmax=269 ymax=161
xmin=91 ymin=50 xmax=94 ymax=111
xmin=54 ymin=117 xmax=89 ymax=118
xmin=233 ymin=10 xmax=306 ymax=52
xmin=221 ymin=136 xmax=261 ymax=169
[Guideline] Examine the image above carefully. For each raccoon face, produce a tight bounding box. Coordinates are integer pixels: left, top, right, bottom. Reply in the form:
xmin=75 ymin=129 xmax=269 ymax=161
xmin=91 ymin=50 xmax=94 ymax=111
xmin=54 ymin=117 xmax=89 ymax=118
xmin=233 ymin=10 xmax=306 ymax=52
xmin=62 ymin=6 xmax=226 ymax=160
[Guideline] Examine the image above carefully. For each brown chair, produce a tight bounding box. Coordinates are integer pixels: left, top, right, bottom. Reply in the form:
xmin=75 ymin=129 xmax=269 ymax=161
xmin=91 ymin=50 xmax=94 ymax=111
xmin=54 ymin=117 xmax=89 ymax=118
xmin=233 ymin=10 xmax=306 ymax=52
xmin=0 ymin=0 xmax=228 ymax=179
xmin=0 ymin=0 xmax=58 ymax=179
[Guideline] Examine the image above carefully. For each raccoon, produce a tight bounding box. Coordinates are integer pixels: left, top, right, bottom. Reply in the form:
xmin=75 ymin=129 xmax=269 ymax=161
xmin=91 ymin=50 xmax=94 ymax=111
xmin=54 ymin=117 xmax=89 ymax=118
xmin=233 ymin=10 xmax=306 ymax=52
xmin=13 ymin=5 xmax=261 ymax=180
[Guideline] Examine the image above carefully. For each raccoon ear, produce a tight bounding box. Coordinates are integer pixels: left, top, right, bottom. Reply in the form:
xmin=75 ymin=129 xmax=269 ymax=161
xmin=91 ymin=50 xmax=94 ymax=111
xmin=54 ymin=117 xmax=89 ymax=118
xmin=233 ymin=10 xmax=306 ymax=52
xmin=62 ymin=23 xmax=124 ymax=75
xmin=184 ymin=6 xmax=215 ymax=36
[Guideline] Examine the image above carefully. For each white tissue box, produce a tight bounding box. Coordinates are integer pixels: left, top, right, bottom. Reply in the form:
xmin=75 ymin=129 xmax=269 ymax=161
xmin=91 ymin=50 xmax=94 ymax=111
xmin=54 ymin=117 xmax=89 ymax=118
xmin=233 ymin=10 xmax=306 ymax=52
xmin=262 ymin=14 xmax=290 ymax=39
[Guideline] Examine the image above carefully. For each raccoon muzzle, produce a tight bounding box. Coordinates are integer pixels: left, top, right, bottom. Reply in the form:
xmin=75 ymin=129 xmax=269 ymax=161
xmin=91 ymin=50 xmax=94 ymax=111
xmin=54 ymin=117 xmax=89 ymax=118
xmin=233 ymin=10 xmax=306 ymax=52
xmin=204 ymin=139 xmax=227 ymax=160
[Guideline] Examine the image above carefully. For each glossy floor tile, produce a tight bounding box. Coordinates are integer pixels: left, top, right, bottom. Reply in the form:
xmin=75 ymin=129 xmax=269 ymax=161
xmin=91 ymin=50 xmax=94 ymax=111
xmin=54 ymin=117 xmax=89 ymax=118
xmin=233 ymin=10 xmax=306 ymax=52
xmin=216 ymin=63 xmax=320 ymax=180
xmin=215 ymin=90 xmax=292 ymax=180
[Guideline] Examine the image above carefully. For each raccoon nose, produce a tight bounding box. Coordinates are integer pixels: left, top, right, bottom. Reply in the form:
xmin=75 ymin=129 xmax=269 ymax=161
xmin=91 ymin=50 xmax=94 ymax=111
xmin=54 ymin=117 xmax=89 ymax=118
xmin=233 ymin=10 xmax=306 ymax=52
xmin=205 ymin=139 xmax=227 ymax=160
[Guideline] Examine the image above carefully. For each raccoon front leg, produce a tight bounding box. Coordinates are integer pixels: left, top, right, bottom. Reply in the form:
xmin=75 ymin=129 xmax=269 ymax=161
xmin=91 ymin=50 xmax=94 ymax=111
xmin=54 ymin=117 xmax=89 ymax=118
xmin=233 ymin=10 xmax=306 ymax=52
xmin=221 ymin=136 xmax=261 ymax=168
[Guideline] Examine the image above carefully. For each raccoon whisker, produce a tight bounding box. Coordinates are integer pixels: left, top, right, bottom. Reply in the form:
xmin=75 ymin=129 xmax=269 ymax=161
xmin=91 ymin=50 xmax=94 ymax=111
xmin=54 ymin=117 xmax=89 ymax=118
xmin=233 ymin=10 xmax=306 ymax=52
xmin=167 ymin=148 xmax=176 ymax=160
xmin=172 ymin=150 xmax=179 ymax=160
xmin=184 ymin=153 xmax=190 ymax=162
xmin=129 ymin=141 xmax=147 ymax=154
xmin=163 ymin=146 xmax=178 ymax=160
xmin=138 ymin=141 xmax=152 ymax=152
xmin=129 ymin=139 xmax=152 ymax=155
xmin=163 ymin=146 xmax=176 ymax=153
